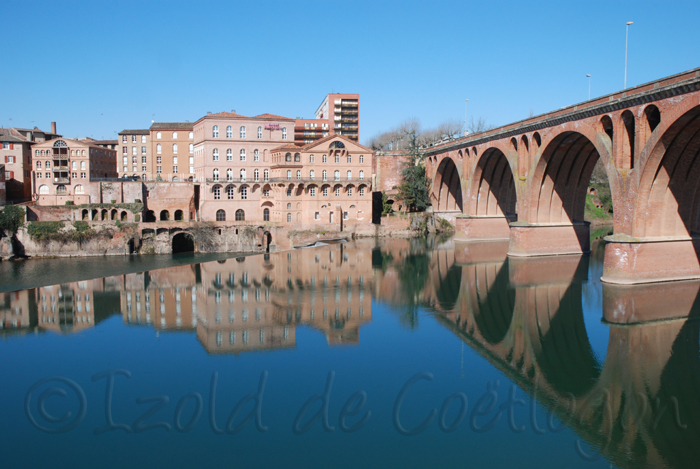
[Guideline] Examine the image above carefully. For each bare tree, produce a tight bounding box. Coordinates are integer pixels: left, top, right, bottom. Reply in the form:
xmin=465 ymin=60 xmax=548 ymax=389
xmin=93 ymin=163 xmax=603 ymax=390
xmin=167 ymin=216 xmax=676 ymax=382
xmin=465 ymin=116 xmax=495 ymax=134
xmin=435 ymin=118 xmax=463 ymax=140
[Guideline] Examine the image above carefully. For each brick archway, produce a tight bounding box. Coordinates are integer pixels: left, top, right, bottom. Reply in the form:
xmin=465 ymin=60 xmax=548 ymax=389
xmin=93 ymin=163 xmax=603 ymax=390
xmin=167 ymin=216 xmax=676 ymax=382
xmin=433 ymin=156 xmax=463 ymax=212
xmin=469 ymin=148 xmax=517 ymax=217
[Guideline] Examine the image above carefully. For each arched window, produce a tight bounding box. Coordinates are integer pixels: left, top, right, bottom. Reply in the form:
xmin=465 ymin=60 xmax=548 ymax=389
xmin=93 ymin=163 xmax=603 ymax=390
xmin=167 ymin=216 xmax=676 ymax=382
xmin=173 ymin=143 xmax=178 ymax=154
xmin=235 ymin=209 xmax=245 ymax=221
xmin=347 ymin=170 xmax=352 ymax=180
xmin=213 ymin=168 xmax=219 ymax=181
xmin=287 ymin=213 xmax=292 ymax=222
xmin=189 ymin=143 xmax=193 ymax=154
xmin=287 ymin=170 xmax=292 ymax=180
xmin=322 ymin=154 xmax=327 ymax=163
xmin=226 ymin=168 xmax=233 ymax=181
xmin=156 ymin=132 xmax=162 ymax=139
xmin=263 ymin=169 xmax=269 ymax=181
xmin=226 ymin=126 xmax=232 ymax=138
xmin=285 ymin=153 xmax=292 ymax=162
xmin=156 ymin=144 xmax=162 ymax=154
xmin=287 ymin=203 xmax=292 ymax=209
xmin=254 ymin=169 xmax=259 ymax=181
xmin=39 ymin=184 xmax=49 ymax=194
xmin=172 ymin=132 xmax=178 ymax=139
xmin=212 ymin=126 xmax=219 ymax=138
xmin=254 ymin=149 xmax=259 ymax=161
xmin=240 ymin=149 xmax=246 ymax=161
xmin=322 ymin=170 xmax=327 ymax=181
xmin=213 ymin=148 xmax=219 ymax=161
xmin=309 ymin=154 xmax=315 ymax=163
xmin=226 ymin=149 xmax=232 ymax=161
xmin=240 ymin=126 xmax=246 ymax=138
xmin=330 ymin=141 xmax=345 ymax=149
xmin=74 ymin=184 xmax=84 ymax=194
xmin=240 ymin=169 xmax=246 ymax=181
xmin=294 ymin=153 xmax=300 ymax=162
xmin=296 ymin=170 xmax=301 ymax=180
xmin=56 ymin=185 xmax=66 ymax=195
xmin=334 ymin=170 xmax=340 ymax=181
xmin=359 ymin=155 xmax=364 ymax=163
xmin=213 ymin=186 xmax=221 ymax=199
xmin=263 ymin=208 xmax=270 ymax=221
xmin=359 ymin=170 xmax=364 ymax=180
xmin=310 ymin=170 xmax=315 ymax=180
xmin=227 ymin=185 xmax=234 ymax=199
xmin=216 ymin=209 xmax=226 ymax=221
xmin=282 ymin=127 xmax=287 ymax=140
xmin=257 ymin=127 xmax=262 ymax=139
xmin=82 ymin=150 xmax=86 ymax=156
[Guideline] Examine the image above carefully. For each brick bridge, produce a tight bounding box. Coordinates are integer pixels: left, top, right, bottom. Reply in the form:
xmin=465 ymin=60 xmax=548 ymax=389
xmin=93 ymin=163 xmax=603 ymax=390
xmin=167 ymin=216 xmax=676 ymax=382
xmin=424 ymin=67 xmax=700 ymax=284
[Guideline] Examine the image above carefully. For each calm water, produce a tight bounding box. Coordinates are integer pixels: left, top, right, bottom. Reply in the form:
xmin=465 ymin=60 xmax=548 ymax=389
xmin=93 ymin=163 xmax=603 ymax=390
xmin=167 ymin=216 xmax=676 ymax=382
xmin=1 ymin=236 xmax=698 ymax=468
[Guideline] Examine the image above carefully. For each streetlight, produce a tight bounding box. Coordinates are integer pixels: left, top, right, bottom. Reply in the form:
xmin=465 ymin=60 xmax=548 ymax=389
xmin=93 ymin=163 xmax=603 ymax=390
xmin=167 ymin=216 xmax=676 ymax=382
xmin=464 ymin=99 xmax=469 ymax=136
xmin=586 ymin=74 xmax=591 ymax=100
xmin=624 ymin=21 xmax=633 ymax=89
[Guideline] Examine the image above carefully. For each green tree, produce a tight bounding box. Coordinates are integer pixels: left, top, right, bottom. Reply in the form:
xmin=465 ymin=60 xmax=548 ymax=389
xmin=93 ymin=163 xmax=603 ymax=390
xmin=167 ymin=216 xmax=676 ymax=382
xmin=396 ymin=131 xmax=430 ymax=212
xmin=0 ymin=205 xmax=25 ymax=238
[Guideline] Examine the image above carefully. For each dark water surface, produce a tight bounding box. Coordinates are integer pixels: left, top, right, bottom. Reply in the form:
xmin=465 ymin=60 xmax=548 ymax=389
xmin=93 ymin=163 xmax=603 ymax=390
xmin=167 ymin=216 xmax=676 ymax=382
xmin=1 ymin=237 xmax=698 ymax=468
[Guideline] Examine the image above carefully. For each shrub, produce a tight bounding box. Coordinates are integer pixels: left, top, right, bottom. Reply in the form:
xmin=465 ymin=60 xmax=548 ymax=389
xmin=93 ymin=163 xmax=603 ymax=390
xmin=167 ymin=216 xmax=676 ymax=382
xmin=134 ymin=199 xmax=142 ymax=203
xmin=110 ymin=199 xmax=117 ymax=204
xmin=27 ymin=221 xmax=65 ymax=242
xmin=0 ymin=205 xmax=25 ymax=237
xmin=65 ymin=201 xmax=74 ymax=205
xmin=134 ymin=214 xmax=140 ymax=222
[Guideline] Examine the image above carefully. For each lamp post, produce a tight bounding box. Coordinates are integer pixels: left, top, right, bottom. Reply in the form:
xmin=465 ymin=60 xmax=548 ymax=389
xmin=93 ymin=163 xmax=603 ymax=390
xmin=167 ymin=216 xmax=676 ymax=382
xmin=586 ymin=74 xmax=591 ymax=100
xmin=624 ymin=21 xmax=633 ymax=89
xmin=464 ymin=99 xmax=469 ymax=136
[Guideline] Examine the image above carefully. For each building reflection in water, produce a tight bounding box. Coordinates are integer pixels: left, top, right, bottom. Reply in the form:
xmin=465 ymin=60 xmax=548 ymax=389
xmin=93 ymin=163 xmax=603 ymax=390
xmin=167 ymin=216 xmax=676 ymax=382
xmin=387 ymin=237 xmax=700 ymax=469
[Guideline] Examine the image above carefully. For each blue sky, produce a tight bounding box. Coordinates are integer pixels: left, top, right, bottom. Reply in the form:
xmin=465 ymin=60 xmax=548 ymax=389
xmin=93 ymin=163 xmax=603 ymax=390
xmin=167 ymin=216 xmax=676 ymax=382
xmin=3 ymin=0 xmax=699 ymax=144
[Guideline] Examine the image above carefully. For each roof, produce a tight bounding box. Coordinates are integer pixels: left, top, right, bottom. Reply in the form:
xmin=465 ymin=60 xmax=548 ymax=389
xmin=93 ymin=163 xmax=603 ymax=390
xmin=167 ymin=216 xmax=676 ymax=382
xmin=270 ymin=134 xmax=372 ymax=154
xmin=0 ymin=128 xmax=30 ymax=143
xmin=31 ymin=137 xmax=116 ymax=149
xmin=253 ymin=113 xmax=295 ymax=121
xmin=118 ymin=129 xmax=150 ymax=135
xmin=196 ymin=111 xmax=295 ymax=123
xmin=273 ymin=143 xmax=305 ymax=152
xmin=205 ymin=111 xmax=249 ymax=119
xmin=150 ymin=122 xmax=193 ymax=130
xmin=92 ymin=140 xmax=118 ymax=145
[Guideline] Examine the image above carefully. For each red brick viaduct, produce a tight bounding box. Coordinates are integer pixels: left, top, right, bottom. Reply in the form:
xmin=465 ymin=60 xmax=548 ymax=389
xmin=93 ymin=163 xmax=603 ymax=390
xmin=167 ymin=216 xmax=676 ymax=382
xmin=424 ymin=67 xmax=700 ymax=285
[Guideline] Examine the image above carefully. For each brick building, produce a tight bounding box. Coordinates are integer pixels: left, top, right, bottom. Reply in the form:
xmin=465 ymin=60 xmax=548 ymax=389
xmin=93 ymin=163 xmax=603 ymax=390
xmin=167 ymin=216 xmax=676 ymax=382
xmin=31 ymin=138 xmax=118 ymax=205
xmin=0 ymin=165 xmax=5 ymax=205
xmin=295 ymin=93 xmax=360 ymax=144
xmin=150 ymin=122 xmax=194 ymax=182
xmin=117 ymin=129 xmax=151 ymax=180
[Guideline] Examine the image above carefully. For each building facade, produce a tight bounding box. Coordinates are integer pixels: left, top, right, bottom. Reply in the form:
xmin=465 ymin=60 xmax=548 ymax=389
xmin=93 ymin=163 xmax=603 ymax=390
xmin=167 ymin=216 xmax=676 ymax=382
xmin=117 ymin=129 xmax=151 ymax=180
xmin=295 ymin=93 xmax=360 ymax=144
xmin=31 ymin=138 xmax=117 ymax=205
xmin=150 ymin=122 xmax=194 ymax=182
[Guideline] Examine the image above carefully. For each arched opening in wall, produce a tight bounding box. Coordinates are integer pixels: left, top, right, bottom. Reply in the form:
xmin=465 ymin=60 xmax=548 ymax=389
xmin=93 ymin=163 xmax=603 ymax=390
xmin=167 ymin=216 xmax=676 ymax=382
xmin=600 ymin=115 xmax=614 ymax=141
xmin=642 ymin=104 xmax=661 ymax=146
xmin=216 ymin=209 xmax=226 ymax=221
xmin=635 ymin=104 xmax=700 ymax=238
xmin=472 ymin=148 xmax=517 ymax=218
xmin=510 ymin=137 xmax=517 ymax=152
xmin=433 ymin=157 xmax=463 ymax=212
xmin=472 ymin=261 xmax=515 ymax=345
xmin=127 ymin=238 xmax=136 ymax=254
xmin=144 ymin=210 xmax=156 ymax=223
xmin=172 ymin=232 xmax=194 ymax=254
xmin=111 ymin=209 xmax=118 ymax=221
xmin=533 ymin=132 xmax=542 ymax=149
xmin=82 ymin=209 xmax=88 ymax=221
xmin=120 ymin=211 xmax=128 ymax=222
xmin=235 ymin=209 xmax=245 ymax=221
xmin=533 ymin=131 xmax=611 ymax=226
xmin=160 ymin=210 xmax=170 ymax=221
xmin=101 ymin=209 xmax=108 ymax=221
xmin=621 ymin=110 xmax=636 ymax=169
xmin=518 ymin=135 xmax=530 ymax=178
xmin=264 ymin=232 xmax=272 ymax=252
xmin=174 ymin=210 xmax=184 ymax=221
xmin=91 ymin=209 xmax=98 ymax=220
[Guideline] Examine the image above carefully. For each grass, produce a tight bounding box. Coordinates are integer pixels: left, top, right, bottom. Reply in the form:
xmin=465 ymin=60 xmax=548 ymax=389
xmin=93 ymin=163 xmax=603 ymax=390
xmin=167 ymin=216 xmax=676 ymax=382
xmin=584 ymin=194 xmax=612 ymax=221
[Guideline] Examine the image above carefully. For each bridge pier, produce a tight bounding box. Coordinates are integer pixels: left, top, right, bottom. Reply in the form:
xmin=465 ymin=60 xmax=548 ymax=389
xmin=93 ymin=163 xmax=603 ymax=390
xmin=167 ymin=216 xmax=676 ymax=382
xmin=454 ymin=214 xmax=515 ymax=241
xmin=507 ymin=222 xmax=590 ymax=257
xmin=601 ymin=237 xmax=700 ymax=285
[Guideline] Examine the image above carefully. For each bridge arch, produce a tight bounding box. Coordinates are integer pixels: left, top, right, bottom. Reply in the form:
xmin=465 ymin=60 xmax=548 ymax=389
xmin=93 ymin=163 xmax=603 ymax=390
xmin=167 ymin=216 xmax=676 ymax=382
xmin=432 ymin=156 xmax=463 ymax=212
xmin=633 ymin=102 xmax=700 ymax=238
xmin=469 ymin=147 xmax=517 ymax=217
xmin=528 ymin=126 xmax=616 ymax=224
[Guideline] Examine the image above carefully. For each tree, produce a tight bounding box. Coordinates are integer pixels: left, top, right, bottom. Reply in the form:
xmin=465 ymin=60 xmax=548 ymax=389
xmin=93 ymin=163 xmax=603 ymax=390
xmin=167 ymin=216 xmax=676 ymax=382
xmin=465 ymin=116 xmax=495 ymax=134
xmin=396 ymin=131 xmax=430 ymax=212
xmin=0 ymin=205 xmax=25 ymax=238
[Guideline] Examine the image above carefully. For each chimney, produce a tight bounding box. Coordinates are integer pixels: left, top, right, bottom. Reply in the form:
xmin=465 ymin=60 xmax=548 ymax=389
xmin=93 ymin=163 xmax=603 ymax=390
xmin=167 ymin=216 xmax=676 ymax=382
xmin=51 ymin=122 xmax=57 ymax=134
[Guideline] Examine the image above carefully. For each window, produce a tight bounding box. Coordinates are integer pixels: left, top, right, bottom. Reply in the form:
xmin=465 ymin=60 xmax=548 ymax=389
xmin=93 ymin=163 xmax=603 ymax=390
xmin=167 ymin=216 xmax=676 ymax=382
xmin=254 ymin=149 xmax=259 ymax=161
xmin=310 ymin=170 xmax=315 ymax=180
xmin=263 ymin=188 xmax=270 ymax=197
xmin=282 ymin=127 xmax=287 ymax=140
xmin=235 ymin=209 xmax=245 ymax=221
xmin=157 ymin=144 xmax=162 ymax=154
xmin=335 ymin=186 xmax=340 ymax=197
xmin=240 ymin=169 xmax=246 ymax=180
xmin=157 ymin=166 xmax=162 ymax=173
xmin=172 ymin=132 xmax=178 ymax=139
xmin=359 ymin=186 xmax=365 ymax=196
xmin=45 ymin=161 xmax=50 ymax=168
xmin=322 ymin=154 xmax=327 ymax=163
xmin=240 ymin=149 xmax=246 ymax=161
xmin=287 ymin=170 xmax=291 ymax=180
xmin=39 ymin=185 xmax=49 ymax=194
xmin=322 ymin=170 xmax=327 ymax=181
xmin=212 ymin=126 xmax=219 ymax=138
xmin=322 ymin=186 xmax=328 ymax=197
xmin=157 ymin=156 xmax=162 ymax=164
xmin=37 ymin=172 xmax=41 ymax=178
xmin=359 ymin=170 xmax=364 ymax=180
xmin=122 ymin=147 xmax=127 ymax=155
xmin=216 ymin=210 xmax=226 ymax=221
xmin=214 ymin=186 xmax=221 ymax=199
xmin=310 ymin=186 xmax=316 ymax=197
xmin=347 ymin=170 xmax=352 ymax=180
xmin=348 ymin=187 xmax=353 ymax=196
xmin=80 ymin=173 xmax=86 ymax=179
xmin=142 ymin=135 xmax=147 ymax=143
xmin=189 ymin=132 xmax=193 ymax=139
xmin=287 ymin=213 xmax=292 ymax=222
xmin=227 ymin=185 xmax=234 ymax=199
xmin=213 ymin=168 xmax=219 ymax=180
xmin=286 ymin=186 xmax=292 ymax=197
xmin=132 ymin=135 xmax=137 ymax=143
xmin=257 ymin=127 xmax=262 ymax=139
xmin=141 ymin=146 xmax=146 ymax=154
xmin=240 ymin=186 xmax=247 ymax=199
xmin=294 ymin=153 xmax=300 ymax=162
xmin=80 ymin=161 xmax=86 ymax=170
xmin=263 ymin=169 xmax=269 ymax=181
xmin=344 ymin=211 xmax=348 ymax=220
xmin=240 ymin=126 xmax=246 ymax=138
xmin=213 ymin=149 xmax=219 ymax=161
xmin=226 ymin=168 xmax=233 ymax=181
xmin=359 ymin=155 xmax=364 ymax=163
xmin=263 ymin=208 xmax=270 ymax=221
xmin=334 ymin=170 xmax=340 ymax=181
xmin=347 ymin=155 xmax=352 ymax=163
xmin=315 ymin=212 xmax=320 ymax=220
xmin=296 ymin=170 xmax=301 ymax=180
xmin=226 ymin=126 xmax=232 ymax=138
xmin=74 ymin=184 xmax=84 ymax=194
xmin=335 ymin=154 xmax=340 ymax=163
xmin=36 ymin=161 xmax=41 ymax=169
xmin=285 ymin=153 xmax=292 ymax=162
xmin=226 ymin=148 xmax=232 ymax=161
xmin=254 ymin=169 xmax=259 ymax=181
xmin=156 ymin=132 xmax=162 ymax=139
xmin=287 ymin=203 xmax=292 ymax=210
xmin=173 ymin=144 xmax=178 ymax=154
xmin=189 ymin=143 xmax=193 ymax=154
xmin=309 ymin=154 xmax=315 ymax=163
xmin=73 ymin=161 xmax=78 ymax=170
xmin=122 ymin=135 xmax=127 ymax=143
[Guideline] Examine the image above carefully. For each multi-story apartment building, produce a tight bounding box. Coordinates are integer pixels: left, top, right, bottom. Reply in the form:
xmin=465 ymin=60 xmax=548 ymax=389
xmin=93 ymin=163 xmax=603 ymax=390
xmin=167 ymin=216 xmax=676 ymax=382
xmin=117 ymin=129 xmax=151 ymax=180
xmin=295 ymin=93 xmax=360 ymax=144
xmin=150 ymin=122 xmax=194 ymax=182
xmin=31 ymin=138 xmax=117 ymax=205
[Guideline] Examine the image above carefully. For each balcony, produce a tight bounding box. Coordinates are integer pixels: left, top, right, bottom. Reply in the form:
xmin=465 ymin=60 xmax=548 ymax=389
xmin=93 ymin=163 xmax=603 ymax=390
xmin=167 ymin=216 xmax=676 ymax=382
xmin=205 ymin=177 xmax=266 ymax=184
xmin=269 ymin=177 xmax=369 ymax=185
xmin=53 ymin=177 xmax=70 ymax=185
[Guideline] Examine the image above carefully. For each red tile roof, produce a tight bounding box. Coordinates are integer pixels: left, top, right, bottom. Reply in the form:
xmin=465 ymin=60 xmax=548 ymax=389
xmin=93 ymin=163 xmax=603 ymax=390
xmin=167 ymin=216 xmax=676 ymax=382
xmin=254 ymin=113 xmax=295 ymax=121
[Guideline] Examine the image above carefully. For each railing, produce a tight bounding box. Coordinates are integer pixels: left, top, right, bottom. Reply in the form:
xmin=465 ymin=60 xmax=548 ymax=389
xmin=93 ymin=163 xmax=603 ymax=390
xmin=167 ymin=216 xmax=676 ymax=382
xmin=53 ymin=178 xmax=70 ymax=184
xmin=205 ymin=178 xmax=267 ymax=184
xmin=268 ymin=177 xmax=369 ymax=184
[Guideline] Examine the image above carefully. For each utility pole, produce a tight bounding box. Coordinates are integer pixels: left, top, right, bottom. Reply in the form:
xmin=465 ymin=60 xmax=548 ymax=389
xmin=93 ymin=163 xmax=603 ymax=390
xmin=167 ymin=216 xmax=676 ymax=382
xmin=586 ymin=74 xmax=591 ymax=100
xmin=464 ymin=99 xmax=469 ymax=136
xmin=624 ymin=22 xmax=633 ymax=89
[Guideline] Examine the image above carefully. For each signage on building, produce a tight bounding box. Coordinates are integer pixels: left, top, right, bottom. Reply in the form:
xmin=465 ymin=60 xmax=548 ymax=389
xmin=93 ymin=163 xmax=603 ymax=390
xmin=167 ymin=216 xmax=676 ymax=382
xmin=264 ymin=123 xmax=281 ymax=131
